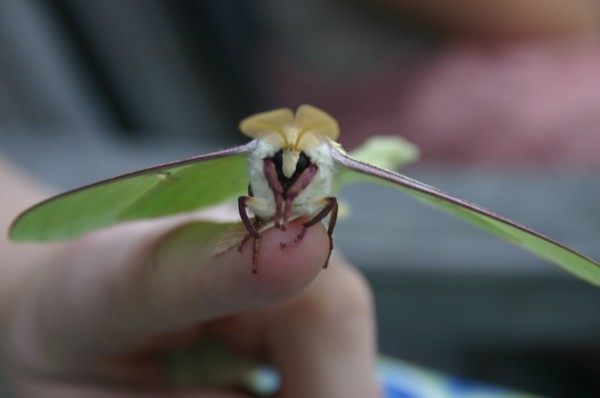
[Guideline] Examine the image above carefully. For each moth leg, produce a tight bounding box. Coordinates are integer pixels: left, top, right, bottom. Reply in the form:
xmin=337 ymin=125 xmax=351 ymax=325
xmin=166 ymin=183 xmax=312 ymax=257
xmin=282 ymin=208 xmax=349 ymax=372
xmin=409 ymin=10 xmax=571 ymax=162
xmin=281 ymin=197 xmax=338 ymax=269
xmin=282 ymin=165 xmax=318 ymax=229
xmin=321 ymin=197 xmax=339 ymax=269
xmin=237 ymin=216 xmax=263 ymax=251
xmin=238 ymin=184 xmax=264 ymax=247
xmin=237 ymin=186 xmax=258 ymax=250
xmin=263 ymin=159 xmax=284 ymax=230
xmin=237 ymin=196 xmax=262 ymax=273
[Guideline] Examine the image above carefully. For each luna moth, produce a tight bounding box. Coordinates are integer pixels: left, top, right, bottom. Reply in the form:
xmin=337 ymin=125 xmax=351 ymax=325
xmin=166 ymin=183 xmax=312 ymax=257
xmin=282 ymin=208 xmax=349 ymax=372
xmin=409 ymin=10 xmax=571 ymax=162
xmin=9 ymin=105 xmax=600 ymax=284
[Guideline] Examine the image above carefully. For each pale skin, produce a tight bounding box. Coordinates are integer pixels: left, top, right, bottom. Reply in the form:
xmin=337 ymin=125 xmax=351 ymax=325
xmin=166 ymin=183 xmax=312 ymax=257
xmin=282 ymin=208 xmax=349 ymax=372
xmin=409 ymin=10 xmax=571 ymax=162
xmin=0 ymin=156 xmax=379 ymax=398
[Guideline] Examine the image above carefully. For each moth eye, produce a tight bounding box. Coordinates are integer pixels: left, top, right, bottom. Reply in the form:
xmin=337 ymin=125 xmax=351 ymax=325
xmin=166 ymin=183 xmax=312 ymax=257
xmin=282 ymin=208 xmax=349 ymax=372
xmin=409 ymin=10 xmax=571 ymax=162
xmin=296 ymin=152 xmax=310 ymax=173
xmin=270 ymin=151 xmax=310 ymax=173
xmin=272 ymin=150 xmax=284 ymax=170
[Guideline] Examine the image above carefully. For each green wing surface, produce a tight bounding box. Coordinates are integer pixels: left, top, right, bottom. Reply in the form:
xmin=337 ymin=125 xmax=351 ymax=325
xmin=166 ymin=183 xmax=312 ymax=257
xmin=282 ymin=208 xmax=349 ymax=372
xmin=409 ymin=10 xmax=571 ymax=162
xmin=10 ymin=143 xmax=253 ymax=242
xmin=332 ymin=148 xmax=600 ymax=286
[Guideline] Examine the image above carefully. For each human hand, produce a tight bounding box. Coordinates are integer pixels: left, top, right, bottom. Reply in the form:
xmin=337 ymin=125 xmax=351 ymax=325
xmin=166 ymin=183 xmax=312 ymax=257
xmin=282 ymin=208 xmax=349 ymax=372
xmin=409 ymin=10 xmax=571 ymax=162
xmin=3 ymin=214 xmax=379 ymax=398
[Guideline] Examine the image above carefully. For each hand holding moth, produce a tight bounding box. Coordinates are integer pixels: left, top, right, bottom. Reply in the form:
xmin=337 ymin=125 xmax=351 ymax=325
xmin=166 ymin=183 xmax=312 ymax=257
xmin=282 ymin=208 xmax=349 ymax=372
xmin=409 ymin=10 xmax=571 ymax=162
xmin=3 ymin=203 xmax=379 ymax=397
xmin=5 ymin=104 xmax=600 ymax=396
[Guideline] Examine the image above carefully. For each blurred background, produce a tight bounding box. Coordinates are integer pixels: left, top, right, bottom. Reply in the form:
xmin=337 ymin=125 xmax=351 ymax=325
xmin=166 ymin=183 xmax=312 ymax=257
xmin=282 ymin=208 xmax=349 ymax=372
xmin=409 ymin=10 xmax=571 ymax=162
xmin=1 ymin=1 xmax=600 ymax=396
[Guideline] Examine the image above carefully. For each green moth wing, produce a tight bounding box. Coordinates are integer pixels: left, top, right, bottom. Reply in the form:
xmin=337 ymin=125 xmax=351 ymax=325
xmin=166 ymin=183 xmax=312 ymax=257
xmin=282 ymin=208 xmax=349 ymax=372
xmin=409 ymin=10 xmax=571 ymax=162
xmin=9 ymin=143 xmax=254 ymax=241
xmin=331 ymin=147 xmax=600 ymax=286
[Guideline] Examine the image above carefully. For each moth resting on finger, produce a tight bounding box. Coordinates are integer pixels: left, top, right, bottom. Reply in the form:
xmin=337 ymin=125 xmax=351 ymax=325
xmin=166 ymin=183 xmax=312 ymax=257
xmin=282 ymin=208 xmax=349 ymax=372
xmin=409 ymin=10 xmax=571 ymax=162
xmin=236 ymin=106 xmax=340 ymax=272
xmin=9 ymin=105 xmax=600 ymax=284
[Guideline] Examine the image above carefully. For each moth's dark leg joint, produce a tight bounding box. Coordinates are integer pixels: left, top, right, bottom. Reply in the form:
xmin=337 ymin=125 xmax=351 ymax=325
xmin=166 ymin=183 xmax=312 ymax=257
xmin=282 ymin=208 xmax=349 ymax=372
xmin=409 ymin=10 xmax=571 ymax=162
xmin=237 ymin=216 xmax=262 ymax=252
xmin=321 ymin=197 xmax=338 ymax=269
xmin=280 ymin=197 xmax=338 ymax=269
xmin=237 ymin=196 xmax=261 ymax=273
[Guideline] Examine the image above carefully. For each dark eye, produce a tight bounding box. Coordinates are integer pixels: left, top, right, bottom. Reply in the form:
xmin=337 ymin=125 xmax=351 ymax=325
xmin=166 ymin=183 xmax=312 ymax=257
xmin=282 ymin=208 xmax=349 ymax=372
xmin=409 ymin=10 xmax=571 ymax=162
xmin=268 ymin=150 xmax=313 ymax=191
xmin=296 ymin=152 xmax=310 ymax=174
xmin=272 ymin=150 xmax=283 ymax=170
xmin=270 ymin=150 xmax=310 ymax=175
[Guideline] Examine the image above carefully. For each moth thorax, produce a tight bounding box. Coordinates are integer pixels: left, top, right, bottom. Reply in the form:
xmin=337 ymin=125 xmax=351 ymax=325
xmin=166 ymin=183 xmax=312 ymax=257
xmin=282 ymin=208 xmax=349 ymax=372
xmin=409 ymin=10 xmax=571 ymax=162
xmin=272 ymin=150 xmax=311 ymax=191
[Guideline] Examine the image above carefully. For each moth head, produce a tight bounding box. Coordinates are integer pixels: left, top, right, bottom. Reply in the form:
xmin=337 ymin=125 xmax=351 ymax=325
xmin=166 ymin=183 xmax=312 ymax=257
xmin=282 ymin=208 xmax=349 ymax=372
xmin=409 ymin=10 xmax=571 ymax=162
xmin=240 ymin=105 xmax=339 ymax=178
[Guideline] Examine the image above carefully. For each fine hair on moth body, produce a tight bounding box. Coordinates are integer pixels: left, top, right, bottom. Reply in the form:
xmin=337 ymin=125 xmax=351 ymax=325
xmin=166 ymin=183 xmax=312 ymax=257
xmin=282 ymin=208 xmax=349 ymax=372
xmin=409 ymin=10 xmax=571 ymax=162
xmin=236 ymin=105 xmax=340 ymax=274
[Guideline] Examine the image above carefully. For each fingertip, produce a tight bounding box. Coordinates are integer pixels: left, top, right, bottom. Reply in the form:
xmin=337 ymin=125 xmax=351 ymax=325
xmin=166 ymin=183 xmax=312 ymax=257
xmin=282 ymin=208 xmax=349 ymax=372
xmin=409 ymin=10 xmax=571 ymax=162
xmin=25 ymin=218 xmax=332 ymax=357
xmin=249 ymin=219 xmax=330 ymax=297
xmin=153 ymin=219 xmax=331 ymax=324
xmin=213 ymin=219 xmax=330 ymax=308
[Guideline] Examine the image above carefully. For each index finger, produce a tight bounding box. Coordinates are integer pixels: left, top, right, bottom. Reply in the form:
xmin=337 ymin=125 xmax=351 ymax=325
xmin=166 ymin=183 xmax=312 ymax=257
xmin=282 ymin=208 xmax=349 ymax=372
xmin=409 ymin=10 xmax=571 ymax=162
xmin=10 ymin=217 xmax=330 ymax=366
xmin=207 ymin=256 xmax=380 ymax=398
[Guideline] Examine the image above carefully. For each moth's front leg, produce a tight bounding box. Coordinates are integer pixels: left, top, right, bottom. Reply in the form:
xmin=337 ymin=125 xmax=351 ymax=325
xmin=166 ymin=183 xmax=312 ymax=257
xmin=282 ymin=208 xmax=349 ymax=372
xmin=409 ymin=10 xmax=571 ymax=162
xmin=263 ymin=159 xmax=284 ymax=230
xmin=282 ymin=164 xmax=318 ymax=229
xmin=237 ymin=196 xmax=264 ymax=273
xmin=281 ymin=197 xmax=338 ymax=269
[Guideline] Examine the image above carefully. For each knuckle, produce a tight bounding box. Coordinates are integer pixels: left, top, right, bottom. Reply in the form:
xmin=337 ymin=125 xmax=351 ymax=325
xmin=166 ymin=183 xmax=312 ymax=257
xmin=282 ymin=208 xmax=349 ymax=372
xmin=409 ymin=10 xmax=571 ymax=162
xmin=288 ymin=265 xmax=374 ymax=328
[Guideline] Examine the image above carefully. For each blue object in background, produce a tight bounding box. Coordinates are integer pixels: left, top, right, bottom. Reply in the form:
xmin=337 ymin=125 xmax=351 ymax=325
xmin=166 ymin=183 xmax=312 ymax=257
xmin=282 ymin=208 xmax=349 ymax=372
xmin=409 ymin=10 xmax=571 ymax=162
xmin=244 ymin=356 xmax=544 ymax=398
xmin=377 ymin=356 xmax=544 ymax=398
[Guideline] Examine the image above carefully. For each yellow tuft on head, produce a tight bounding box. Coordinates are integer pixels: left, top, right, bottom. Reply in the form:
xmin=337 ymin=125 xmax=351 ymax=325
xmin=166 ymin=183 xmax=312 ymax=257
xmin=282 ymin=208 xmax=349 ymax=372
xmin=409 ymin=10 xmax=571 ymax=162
xmin=282 ymin=150 xmax=300 ymax=178
xmin=239 ymin=105 xmax=339 ymax=152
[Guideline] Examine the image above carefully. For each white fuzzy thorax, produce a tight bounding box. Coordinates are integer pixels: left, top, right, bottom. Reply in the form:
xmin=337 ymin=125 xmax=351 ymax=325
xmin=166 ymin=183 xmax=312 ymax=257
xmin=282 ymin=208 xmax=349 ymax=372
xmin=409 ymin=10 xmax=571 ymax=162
xmin=245 ymin=138 xmax=338 ymax=220
xmin=238 ymin=105 xmax=342 ymax=222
